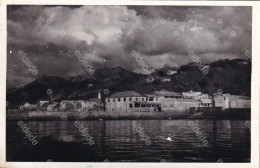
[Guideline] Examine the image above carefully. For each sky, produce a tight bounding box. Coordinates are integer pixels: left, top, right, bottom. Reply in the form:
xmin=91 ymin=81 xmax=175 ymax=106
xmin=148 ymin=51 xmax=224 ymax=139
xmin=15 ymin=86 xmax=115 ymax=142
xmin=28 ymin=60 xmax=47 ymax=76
xmin=7 ymin=5 xmax=252 ymax=88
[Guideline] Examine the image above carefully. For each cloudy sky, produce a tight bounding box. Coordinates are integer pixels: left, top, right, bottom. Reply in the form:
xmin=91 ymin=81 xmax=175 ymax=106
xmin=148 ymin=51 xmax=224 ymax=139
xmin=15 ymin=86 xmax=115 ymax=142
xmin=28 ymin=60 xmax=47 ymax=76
xmin=7 ymin=5 xmax=251 ymax=87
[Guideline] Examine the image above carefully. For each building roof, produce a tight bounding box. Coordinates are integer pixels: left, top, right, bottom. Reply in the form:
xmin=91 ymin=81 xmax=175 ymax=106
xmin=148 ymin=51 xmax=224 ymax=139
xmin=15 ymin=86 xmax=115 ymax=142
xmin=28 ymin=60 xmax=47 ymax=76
xmin=153 ymin=91 xmax=181 ymax=97
xmin=48 ymin=104 xmax=58 ymax=106
xmin=88 ymin=98 xmax=102 ymax=102
xmin=39 ymin=101 xmax=50 ymax=103
xmin=50 ymin=102 xmax=59 ymax=105
xmin=214 ymin=96 xmax=224 ymax=100
xmin=213 ymin=94 xmax=223 ymax=98
xmin=145 ymin=94 xmax=158 ymax=97
xmin=176 ymin=99 xmax=199 ymax=102
xmin=182 ymin=91 xmax=202 ymax=96
xmin=222 ymin=93 xmax=231 ymax=97
xmin=238 ymin=96 xmax=250 ymax=100
xmin=134 ymin=101 xmax=161 ymax=105
xmin=201 ymin=99 xmax=212 ymax=104
xmin=109 ymin=91 xmax=144 ymax=98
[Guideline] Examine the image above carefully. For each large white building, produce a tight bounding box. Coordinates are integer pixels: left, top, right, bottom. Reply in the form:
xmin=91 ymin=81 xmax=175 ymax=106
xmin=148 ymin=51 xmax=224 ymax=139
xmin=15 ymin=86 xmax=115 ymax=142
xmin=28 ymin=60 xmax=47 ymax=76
xmin=213 ymin=93 xmax=250 ymax=110
xmin=105 ymin=91 xmax=160 ymax=112
xmin=152 ymin=91 xmax=201 ymax=110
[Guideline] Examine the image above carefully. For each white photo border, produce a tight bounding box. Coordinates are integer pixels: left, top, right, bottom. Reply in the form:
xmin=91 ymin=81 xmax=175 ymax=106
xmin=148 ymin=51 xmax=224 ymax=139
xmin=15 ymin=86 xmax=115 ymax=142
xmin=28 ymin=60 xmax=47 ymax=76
xmin=0 ymin=1 xmax=259 ymax=168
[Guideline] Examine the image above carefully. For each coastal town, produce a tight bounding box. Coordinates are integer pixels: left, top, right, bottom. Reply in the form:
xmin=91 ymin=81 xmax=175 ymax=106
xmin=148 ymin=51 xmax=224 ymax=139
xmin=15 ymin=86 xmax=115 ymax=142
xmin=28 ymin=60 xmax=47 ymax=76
xmin=16 ymin=90 xmax=250 ymax=113
xmin=4 ymin=4 xmax=253 ymax=164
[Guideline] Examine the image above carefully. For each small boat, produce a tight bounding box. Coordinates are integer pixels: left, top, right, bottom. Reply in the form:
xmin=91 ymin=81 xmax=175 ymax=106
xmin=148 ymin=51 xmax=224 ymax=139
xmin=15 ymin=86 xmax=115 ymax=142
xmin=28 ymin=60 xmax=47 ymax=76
xmin=159 ymin=134 xmax=173 ymax=141
xmin=166 ymin=137 xmax=173 ymax=141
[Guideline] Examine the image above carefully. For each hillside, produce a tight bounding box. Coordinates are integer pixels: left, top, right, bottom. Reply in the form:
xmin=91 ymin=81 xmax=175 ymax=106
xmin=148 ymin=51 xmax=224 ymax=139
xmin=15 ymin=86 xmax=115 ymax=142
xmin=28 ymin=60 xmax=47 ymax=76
xmin=6 ymin=59 xmax=251 ymax=107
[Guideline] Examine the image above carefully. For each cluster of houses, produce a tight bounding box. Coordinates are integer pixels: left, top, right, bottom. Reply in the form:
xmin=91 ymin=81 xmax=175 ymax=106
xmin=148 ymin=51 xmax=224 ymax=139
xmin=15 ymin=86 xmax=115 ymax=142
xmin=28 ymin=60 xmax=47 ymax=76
xmin=20 ymin=90 xmax=251 ymax=112
xmin=20 ymin=93 xmax=103 ymax=112
xmin=105 ymin=91 xmax=250 ymax=112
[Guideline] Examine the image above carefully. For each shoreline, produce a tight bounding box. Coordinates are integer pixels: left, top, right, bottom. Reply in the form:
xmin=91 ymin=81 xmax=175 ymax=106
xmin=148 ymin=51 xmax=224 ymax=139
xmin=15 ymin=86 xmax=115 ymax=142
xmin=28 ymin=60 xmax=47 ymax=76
xmin=6 ymin=109 xmax=250 ymax=121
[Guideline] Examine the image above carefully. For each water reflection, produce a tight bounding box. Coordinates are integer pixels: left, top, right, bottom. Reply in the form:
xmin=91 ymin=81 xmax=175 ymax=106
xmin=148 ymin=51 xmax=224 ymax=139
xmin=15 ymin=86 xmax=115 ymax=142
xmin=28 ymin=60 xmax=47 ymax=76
xmin=7 ymin=120 xmax=250 ymax=162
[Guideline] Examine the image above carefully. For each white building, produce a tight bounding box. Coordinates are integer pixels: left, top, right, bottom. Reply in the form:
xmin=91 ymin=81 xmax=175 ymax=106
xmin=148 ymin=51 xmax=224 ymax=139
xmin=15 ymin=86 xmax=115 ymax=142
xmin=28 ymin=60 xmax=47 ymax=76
xmin=105 ymin=91 xmax=160 ymax=112
xmin=152 ymin=91 xmax=184 ymax=111
xmin=182 ymin=91 xmax=202 ymax=99
xmin=167 ymin=70 xmax=177 ymax=75
xmin=38 ymin=101 xmax=50 ymax=106
xmin=213 ymin=93 xmax=250 ymax=109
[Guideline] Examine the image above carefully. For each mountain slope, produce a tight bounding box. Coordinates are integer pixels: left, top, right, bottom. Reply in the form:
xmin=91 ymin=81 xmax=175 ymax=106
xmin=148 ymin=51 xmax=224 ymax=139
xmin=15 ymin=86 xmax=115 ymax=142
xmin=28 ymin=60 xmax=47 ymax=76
xmin=7 ymin=59 xmax=251 ymax=106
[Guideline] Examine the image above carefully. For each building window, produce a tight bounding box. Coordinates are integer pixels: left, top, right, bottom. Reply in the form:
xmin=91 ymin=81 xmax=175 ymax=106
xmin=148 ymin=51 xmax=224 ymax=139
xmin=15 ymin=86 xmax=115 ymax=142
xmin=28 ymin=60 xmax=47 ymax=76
xmin=113 ymin=98 xmax=115 ymax=102
xmin=108 ymin=99 xmax=110 ymax=102
xmin=136 ymin=98 xmax=138 ymax=101
xmin=129 ymin=104 xmax=133 ymax=108
xmin=142 ymin=98 xmax=145 ymax=101
xmin=118 ymin=98 xmax=121 ymax=101
xmin=124 ymin=98 xmax=126 ymax=101
xmin=129 ymin=98 xmax=132 ymax=101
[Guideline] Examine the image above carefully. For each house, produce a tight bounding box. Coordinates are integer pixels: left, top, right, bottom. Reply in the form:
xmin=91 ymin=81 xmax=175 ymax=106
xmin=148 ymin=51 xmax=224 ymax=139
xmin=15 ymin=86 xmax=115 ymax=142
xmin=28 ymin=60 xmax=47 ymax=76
xmin=146 ymin=77 xmax=155 ymax=83
xmin=60 ymin=100 xmax=77 ymax=111
xmin=198 ymin=94 xmax=210 ymax=100
xmin=226 ymin=95 xmax=250 ymax=109
xmin=21 ymin=102 xmax=37 ymax=110
xmin=132 ymin=101 xmax=161 ymax=112
xmin=47 ymin=102 xmax=59 ymax=111
xmin=152 ymin=91 xmax=183 ymax=111
xmin=60 ymin=99 xmax=103 ymax=112
xmin=79 ymin=92 xmax=104 ymax=111
xmin=167 ymin=70 xmax=177 ymax=75
xmin=200 ymin=99 xmax=212 ymax=107
xmin=213 ymin=94 xmax=229 ymax=110
xmin=172 ymin=99 xmax=200 ymax=110
xmin=60 ymin=92 xmax=104 ymax=112
xmin=197 ymin=94 xmax=213 ymax=107
xmin=234 ymin=96 xmax=250 ymax=109
xmin=105 ymin=91 xmax=160 ymax=112
xmin=213 ymin=93 xmax=251 ymax=110
xmin=154 ymin=76 xmax=171 ymax=82
xmin=161 ymin=77 xmax=171 ymax=82
xmin=80 ymin=98 xmax=104 ymax=111
xmin=38 ymin=101 xmax=50 ymax=106
xmin=145 ymin=94 xmax=159 ymax=102
xmin=35 ymin=101 xmax=51 ymax=110
xmin=153 ymin=91 xmax=182 ymax=99
xmin=182 ymin=91 xmax=202 ymax=99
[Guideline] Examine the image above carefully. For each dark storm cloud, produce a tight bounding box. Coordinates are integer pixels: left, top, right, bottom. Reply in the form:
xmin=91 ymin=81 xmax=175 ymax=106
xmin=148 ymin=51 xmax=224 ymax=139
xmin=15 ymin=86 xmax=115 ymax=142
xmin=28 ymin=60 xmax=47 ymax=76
xmin=7 ymin=5 xmax=252 ymax=82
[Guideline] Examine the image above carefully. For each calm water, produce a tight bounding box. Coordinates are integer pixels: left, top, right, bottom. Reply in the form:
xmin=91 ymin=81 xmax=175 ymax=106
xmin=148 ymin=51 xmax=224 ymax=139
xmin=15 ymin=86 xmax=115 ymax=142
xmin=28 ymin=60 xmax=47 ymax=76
xmin=6 ymin=120 xmax=250 ymax=162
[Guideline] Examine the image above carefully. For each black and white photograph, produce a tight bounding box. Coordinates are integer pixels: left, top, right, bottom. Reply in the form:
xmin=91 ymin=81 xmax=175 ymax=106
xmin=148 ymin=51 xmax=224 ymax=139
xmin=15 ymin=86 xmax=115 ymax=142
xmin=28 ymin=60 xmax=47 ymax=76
xmin=2 ymin=2 xmax=258 ymax=166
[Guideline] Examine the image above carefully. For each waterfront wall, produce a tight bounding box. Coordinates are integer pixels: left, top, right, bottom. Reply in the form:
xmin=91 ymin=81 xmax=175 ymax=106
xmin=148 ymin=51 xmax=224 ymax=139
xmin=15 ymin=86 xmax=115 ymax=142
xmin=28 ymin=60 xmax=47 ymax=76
xmin=188 ymin=107 xmax=250 ymax=119
xmin=6 ymin=110 xmax=189 ymax=121
xmin=6 ymin=107 xmax=250 ymax=121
